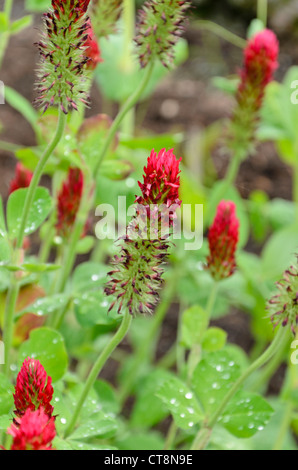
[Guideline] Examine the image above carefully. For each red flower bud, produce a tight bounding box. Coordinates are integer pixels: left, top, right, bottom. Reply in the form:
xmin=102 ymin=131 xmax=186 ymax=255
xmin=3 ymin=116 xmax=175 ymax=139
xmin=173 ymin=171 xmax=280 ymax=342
xmin=238 ymin=29 xmax=279 ymax=110
xmin=85 ymin=22 xmax=103 ymax=70
xmin=9 ymin=163 xmax=33 ymax=195
xmin=207 ymin=201 xmax=239 ymax=281
xmin=8 ymin=409 xmax=56 ymax=451
xmin=14 ymin=358 xmax=54 ymax=420
xmin=56 ymin=167 xmax=84 ymax=238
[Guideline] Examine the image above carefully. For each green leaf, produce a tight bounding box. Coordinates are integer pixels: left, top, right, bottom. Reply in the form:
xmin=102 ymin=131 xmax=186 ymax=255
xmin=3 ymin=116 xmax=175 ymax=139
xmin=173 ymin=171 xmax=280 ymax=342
xmin=181 ymin=305 xmax=208 ymax=349
xmin=0 ymin=239 xmax=10 ymax=263
xmin=116 ymin=431 xmax=164 ymax=451
xmin=70 ymin=415 xmax=117 ymax=441
xmin=18 ymin=327 xmax=68 ymax=382
xmin=5 ymin=86 xmax=39 ymax=135
xmin=72 ymin=262 xmax=108 ymax=293
xmin=0 ymin=414 xmax=11 ymax=431
xmin=25 ymin=0 xmax=50 ymax=11
xmin=219 ymin=390 xmax=274 ymax=438
xmin=73 ymin=291 xmax=118 ymax=327
xmin=7 ymin=187 xmax=52 ymax=240
xmin=202 ymin=327 xmax=227 ymax=352
xmin=93 ymin=380 xmax=120 ymax=415
xmin=192 ymin=351 xmax=241 ymax=414
xmin=156 ymin=377 xmax=204 ymax=430
xmin=100 ymin=159 xmax=134 ymax=181
xmin=21 ymin=263 xmax=60 ymax=273
xmin=10 ymin=15 xmax=33 ymax=34
xmin=75 ymin=236 xmax=94 ymax=255
xmin=96 ymin=33 xmax=188 ymax=103
xmin=131 ymin=369 xmax=173 ymax=428
xmin=0 ymin=373 xmax=14 ymax=415
xmin=261 ymin=225 xmax=298 ymax=280
xmin=17 ymin=294 xmax=70 ymax=319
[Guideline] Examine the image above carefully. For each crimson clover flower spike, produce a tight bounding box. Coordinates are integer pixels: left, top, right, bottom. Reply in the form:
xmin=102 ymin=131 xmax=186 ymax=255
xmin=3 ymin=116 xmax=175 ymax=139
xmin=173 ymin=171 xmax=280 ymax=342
xmin=105 ymin=148 xmax=182 ymax=316
xmin=267 ymin=257 xmax=298 ymax=335
xmin=207 ymin=200 xmax=240 ymax=282
xmin=35 ymin=0 xmax=92 ymax=114
xmin=8 ymin=409 xmax=56 ymax=451
xmin=56 ymin=167 xmax=86 ymax=239
xmin=13 ymin=358 xmax=54 ymax=421
xmin=135 ymin=0 xmax=190 ymax=69
xmin=230 ymin=29 xmax=279 ymax=155
xmin=9 ymin=163 xmax=33 ymax=195
xmin=238 ymin=29 xmax=279 ymax=111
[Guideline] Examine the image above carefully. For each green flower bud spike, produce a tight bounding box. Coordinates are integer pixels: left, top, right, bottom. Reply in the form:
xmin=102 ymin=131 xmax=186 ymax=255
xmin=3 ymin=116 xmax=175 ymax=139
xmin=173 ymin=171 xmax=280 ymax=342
xmin=35 ymin=0 xmax=92 ymax=114
xmin=91 ymin=0 xmax=123 ymax=39
xmin=135 ymin=0 xmax=190 ymax=69
xmin=267 ymin=256 xmax=298 ymax=335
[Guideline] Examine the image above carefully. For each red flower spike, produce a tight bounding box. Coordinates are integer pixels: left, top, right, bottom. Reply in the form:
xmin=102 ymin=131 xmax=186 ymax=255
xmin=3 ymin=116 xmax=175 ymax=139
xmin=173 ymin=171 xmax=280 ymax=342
xmin=14 ymin=358 xmax=54 ymax=420
xmin=207 ymin=201 xmax=240 ymax=281
xmin=84 ymin=21 xmax=103 ymax=70
xmin=238 ymin=29 xmax=279 ymax=111
xmin=8 ymin=409 xmax=56 ymax=451
xmin=136 ymin=148 xmax=182 ymax=208
xmin=9 ymin=163 xmax=33 ymax=195
xmin=105 ymin=148 xmax=182 ymax=316
xmin=56 ymin=167 xmax=84 ymax=238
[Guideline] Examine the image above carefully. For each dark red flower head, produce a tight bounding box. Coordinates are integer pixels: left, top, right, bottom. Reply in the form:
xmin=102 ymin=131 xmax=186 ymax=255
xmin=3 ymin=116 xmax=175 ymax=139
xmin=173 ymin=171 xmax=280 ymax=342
xmin=52 ymin=0 xmax=91 ymax=20
xmin=207 ymin=200 xmax=240 ymax=281
xmin=14 ymin=358 xmax=54 ymax=420
xmin=56 ymin=167 xmax=84 ymax=238
xmin=238 ymin=29 xmax=279 ymax=107
xmin=8 ymin=409 xmax=56 ymax=451
xmin=9 ymin=163 xmax=33 ymax=195
xmin=136 ymin=148 xmax=182 ymax=208
xmin=85 ymin=21 xmax=103 ymax=70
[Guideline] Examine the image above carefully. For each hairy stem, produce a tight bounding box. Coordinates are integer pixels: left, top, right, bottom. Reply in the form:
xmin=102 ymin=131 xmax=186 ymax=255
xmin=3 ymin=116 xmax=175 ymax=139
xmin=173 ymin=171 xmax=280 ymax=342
xmin=64 ymin=310 xmax=132 ymax=438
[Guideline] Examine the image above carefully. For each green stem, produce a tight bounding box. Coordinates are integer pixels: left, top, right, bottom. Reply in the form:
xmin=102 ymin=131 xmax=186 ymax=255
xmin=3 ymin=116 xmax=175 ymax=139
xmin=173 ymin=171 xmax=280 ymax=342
xmin=0 ymin=0 xmax=14 ymax=68
xmin=64 ymin=310 xmax=132 ymax=438
xmin=191 ymin=326 xmax=289 ymax=450
xmin=93 ymin=61 xmax=154 ymax=176
xmin=257 ymin=0 xmax=268 ymax=26
xmin=272 ymin=402 xmax=293 ymax=450
xmin=2 ymin=109 xmax=66 ymax=377
xmin=16 ymin=109 xmax=67 ymax=250
xmin=249 ymin=332 xmax=289 ymax=393
xmin=118 ymin=276 xmax=177 ymax=405
xmin=195 ymin=20 xmax=246 ymax=49
xmin=2 ymin=277 xmax=19 ymax=375
xmin=294 ymin=161 xmax=298 ymax=224
xmin=164 ymin=421 xmax=178 ymax=450
xmin=38 ymin=211 xmax=56 ymax=264
xmin=120 ymin=0 xmax=136 ymax=136
xmin=206 ymin=281 xmax=219 ymax=320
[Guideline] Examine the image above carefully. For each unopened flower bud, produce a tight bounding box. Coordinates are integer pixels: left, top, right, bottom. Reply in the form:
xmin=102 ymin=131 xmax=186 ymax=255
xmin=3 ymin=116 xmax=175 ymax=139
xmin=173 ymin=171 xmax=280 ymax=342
xmin=207 ymin=201 xmax=239 ymax=281
xmin=135 ymin=0 xmax=190 ymax=69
